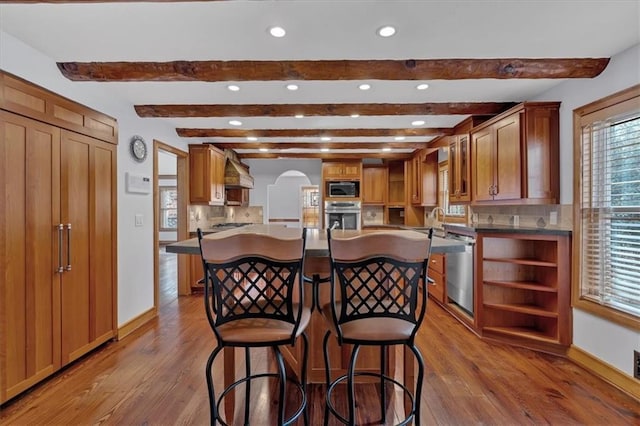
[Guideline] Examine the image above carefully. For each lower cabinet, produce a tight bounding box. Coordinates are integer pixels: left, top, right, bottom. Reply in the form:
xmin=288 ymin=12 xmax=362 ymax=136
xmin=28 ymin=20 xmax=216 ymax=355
xmin=476 ymin=232 xmax=571 ymax=353
xmin=427 ymin=253 xmax=446 ymax=304
xmin=0 ymin=111 xmax=117 ymax=404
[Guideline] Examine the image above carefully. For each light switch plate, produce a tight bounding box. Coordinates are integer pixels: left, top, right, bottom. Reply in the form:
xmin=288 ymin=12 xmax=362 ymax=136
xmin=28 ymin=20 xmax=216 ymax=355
xmin=135 ymin=214 xmax=143 ymax=227
xmin=550 ymin=211 xmax=558 ymax=225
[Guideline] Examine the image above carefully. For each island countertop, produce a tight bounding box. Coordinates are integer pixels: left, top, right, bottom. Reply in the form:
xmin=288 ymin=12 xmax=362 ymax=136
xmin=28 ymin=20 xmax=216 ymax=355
xmin=166 ymin=224 xmax=465 ymax=256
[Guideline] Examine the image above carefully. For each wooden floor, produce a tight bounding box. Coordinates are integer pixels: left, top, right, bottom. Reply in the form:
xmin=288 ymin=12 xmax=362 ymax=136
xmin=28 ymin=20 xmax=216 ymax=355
xmin=1 ymin=248 xmax=639 ymax=425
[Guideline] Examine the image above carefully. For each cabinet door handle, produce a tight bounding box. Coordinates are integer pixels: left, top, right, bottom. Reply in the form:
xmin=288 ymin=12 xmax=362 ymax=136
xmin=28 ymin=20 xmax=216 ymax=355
xmin=65 ymin=223 xmax=72 ymax=271
xmin=57 ymin=224 xmax=64 ymax=273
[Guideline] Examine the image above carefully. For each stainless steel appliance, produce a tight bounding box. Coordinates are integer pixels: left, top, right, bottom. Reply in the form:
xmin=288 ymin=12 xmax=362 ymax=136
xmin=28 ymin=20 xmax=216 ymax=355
xmin=328 ymin=181 xmax=359 ymax=197
xmin=446 ymin=232 xmax=475 ymax=316
xmin=324 ymin=200 xmax=361 ymax=230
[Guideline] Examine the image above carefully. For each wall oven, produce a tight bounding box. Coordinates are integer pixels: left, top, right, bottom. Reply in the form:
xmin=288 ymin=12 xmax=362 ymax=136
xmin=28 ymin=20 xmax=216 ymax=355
xmin=324 ymin=201 xmax=361 ymax=230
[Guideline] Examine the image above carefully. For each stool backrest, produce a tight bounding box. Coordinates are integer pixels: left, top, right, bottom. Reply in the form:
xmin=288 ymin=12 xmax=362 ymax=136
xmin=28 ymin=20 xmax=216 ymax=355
xmin=198 ymin=228 xmax=307 ymax=344
xmin=327 ymin=229 xmax=432 ymax=342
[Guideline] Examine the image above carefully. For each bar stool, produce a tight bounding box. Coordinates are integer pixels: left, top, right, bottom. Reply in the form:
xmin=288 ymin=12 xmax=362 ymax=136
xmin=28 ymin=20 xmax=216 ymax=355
xmin=322 ymin=229 xmax=433 ymax=426
xmin=197 ymin=228 xmax=310 ymax=426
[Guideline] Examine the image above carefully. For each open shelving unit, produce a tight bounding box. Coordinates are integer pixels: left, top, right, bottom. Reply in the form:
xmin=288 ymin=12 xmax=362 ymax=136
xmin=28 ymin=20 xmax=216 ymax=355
xmin=477 ymin=233 xmax=571 ymax=353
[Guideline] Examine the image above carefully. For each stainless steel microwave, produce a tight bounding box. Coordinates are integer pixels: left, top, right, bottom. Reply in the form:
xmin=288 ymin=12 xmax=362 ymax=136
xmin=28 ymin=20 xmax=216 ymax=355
xmin=328 ymin=181 xmax=358 ymax=197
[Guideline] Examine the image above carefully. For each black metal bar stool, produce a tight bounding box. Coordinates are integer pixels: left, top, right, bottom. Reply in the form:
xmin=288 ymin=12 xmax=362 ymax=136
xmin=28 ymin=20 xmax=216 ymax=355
xmin=322 ymin=228 xmax=433 ymax=425
xmin=197 ymin=228 xmax=310 ymax=426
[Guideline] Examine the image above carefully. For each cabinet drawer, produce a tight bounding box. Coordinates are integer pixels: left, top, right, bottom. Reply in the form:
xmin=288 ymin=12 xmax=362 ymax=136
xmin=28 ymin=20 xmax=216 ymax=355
xmin=429 ymin=253 xmax=445 ymax=274
xmin=428 ymin=269 xmax=445 ymax=304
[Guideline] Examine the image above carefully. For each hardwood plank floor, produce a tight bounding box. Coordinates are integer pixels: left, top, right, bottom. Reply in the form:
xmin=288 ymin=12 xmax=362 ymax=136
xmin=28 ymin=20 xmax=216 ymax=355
xmin=1 ymin=251 xmax=638 ymax=425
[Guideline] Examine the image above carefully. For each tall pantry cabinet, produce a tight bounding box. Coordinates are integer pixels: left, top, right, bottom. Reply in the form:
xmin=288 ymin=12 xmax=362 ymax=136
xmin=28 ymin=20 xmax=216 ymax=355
xmin=0 ymin=72 xmax=118 ymax=404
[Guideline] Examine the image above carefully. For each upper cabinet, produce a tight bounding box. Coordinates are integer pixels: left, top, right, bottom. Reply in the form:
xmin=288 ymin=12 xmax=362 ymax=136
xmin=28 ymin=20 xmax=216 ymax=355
xmin=362 ymin=165 xmax=387 ymax=205
xmin=449 ymin=116 xmax=488 ymax=204
xmin=322 ymin=161 xmax=362 ymax=181
xmin=449 ymin=134 xmax=471 ymax=203
xmin=408 ymin=154 xmax=422 ymax=205
xmin=421 ymin=150 xmax=438 ymax=207
xmin=471 ymin=102 xmax=560 ymax=204
xmin=189 ymin=144 xmax=225 ymax=205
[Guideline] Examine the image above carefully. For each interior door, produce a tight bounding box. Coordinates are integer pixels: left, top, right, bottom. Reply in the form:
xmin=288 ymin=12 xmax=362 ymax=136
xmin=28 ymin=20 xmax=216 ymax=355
xmin=0 ymin=111 xmax=61 ymax=402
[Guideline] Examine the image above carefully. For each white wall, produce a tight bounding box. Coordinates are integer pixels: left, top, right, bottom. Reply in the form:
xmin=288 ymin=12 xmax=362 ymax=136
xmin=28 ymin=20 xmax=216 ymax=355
xmin=245 ymin=158 xmax=322 ymax=218
xmin=534 ymin=43 xmax=640 ymax=376
xmin=1 ymin=31 xmax=189 ymax=326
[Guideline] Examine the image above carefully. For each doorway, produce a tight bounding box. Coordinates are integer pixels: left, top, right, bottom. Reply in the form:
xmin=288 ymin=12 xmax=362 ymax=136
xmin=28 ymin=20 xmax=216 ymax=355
xmin=154 ymin=141 xmax=188 ymax=311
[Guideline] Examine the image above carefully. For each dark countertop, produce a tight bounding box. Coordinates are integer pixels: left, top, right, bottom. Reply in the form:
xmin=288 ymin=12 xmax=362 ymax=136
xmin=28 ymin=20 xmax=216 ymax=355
xmin=168 ymin=225 xmax=466 ymax=256
xmin=443 ymin=223 xmax=572 ymax=236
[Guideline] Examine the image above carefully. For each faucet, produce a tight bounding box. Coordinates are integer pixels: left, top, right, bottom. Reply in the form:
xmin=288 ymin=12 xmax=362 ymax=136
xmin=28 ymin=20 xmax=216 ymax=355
xmin=330 ymin=220 xmax=341 ymax=230
xmin=429 ymin=207 xmax=447 ymax=227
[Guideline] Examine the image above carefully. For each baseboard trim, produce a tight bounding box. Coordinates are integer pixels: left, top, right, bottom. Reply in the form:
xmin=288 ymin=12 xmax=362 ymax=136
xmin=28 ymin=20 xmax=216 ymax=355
xmin=117 ymin=307 xmax=157 ymax=341
xmin=567 ymin=345 xmax=640 ymax=401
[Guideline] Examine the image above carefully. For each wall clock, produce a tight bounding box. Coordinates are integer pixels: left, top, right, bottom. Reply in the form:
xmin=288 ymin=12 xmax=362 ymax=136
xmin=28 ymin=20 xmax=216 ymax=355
xmin=130 ymin=135 xmax=147 ymax=162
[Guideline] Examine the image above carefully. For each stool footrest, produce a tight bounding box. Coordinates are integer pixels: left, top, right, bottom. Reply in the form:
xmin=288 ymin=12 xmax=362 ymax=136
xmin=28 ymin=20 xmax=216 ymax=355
xmin=325 ymin=371 xmax=415 ymax=426
xmin=216 ymin=373 xmax=307 ymax=426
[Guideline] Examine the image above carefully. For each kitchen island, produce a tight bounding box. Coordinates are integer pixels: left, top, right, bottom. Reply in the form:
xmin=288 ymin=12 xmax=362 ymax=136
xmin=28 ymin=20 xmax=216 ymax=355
xmin=167 ymin=225 xmax=464 ymax=420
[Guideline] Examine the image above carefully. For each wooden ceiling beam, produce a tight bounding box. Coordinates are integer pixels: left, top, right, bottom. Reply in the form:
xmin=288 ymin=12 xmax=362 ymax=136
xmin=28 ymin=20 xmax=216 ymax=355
xmin=236 ymin=152 xmax=413 ymax=160
xmin=58 ymin=58 xmax=610 ymax=82
xmin=136 ymin=102 xmax=511 ymax=117
xmin=177 ymin=128 xmax=451 ymax=138
xmin=210 ymin=142 xmax=428 ymax=150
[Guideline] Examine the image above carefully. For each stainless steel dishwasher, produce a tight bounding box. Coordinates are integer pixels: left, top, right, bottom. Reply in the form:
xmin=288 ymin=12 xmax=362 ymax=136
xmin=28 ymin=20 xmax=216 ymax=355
xmin=445 ymin=232 xmax=476 ymax=316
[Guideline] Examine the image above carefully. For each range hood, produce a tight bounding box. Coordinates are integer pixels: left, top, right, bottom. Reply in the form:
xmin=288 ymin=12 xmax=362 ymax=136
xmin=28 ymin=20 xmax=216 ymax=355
xmin=224 ymin=150 xmax=254 ymax=189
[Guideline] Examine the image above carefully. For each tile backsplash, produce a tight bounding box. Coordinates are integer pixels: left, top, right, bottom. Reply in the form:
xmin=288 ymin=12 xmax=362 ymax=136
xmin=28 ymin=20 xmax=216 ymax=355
xmin=423 ymin=204 xmax=573 ymax=230
xmin=189 ymin=205 xmax=263 ymax=231
xmin=362 ymin=206 xmax=384 ymax=226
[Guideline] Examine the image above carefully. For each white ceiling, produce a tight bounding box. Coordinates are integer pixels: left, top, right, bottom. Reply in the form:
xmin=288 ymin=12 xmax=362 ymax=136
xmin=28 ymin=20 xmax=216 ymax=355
xmin=1 ymin=1 xmax=639 ymax=156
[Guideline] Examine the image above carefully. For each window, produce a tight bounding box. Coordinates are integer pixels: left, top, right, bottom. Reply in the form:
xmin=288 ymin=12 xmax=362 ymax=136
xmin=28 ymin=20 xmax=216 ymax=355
xmin=438 ymin=162 xmax=465 ymax=218
xmin=574 ymin=84 xmax=640 ymax=330
xmin=159 ymin=186 xmax=178 ymax=231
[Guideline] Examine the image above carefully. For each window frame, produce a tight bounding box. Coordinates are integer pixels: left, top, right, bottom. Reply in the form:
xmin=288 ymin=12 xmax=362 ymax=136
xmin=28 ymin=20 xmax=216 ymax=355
xmin=159 ymin=185 xmax=178 ymax=232
xmin=572 ymin=84 xmax=640 ymax=331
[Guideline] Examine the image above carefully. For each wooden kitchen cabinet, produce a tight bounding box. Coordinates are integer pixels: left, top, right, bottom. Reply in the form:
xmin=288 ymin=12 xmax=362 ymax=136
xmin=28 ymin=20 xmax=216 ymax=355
xmin=1 ymin=108 xmax=117 ymax=403
xmin=225 ymin=188 xmax=249 ymax=206
xmin=408 ymin=153 xmax=422 ymax=205
xmin=189 ymin=144 xmax=225 ymax=205
xmin=421 ymin=150 xmax=438 ymax=206
xmin=362 ymin=165 xmax=387 ymax=205
xmin=471 ymin=102 xmax=559 ymax=204
xmin=427 ymin=253 xmax=446 ymax=304
xmin=322 ymin=161 xmax=362 ymax=180
xmin=477 ymin=232 xmax=571 ymax=354
xmin=449 ymin=134 xmax=471 ymax=203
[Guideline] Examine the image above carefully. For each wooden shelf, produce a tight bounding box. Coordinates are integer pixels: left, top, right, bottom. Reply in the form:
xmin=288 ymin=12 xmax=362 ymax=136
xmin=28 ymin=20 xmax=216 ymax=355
xmin=483 ymin=280 xmax=557 ymax=293
xmin=483 ymin=326 xmax=558 ymax=344
xmin=484 ymin=302 xmax=558 ymax=318
xmin=483 ymin=257 xmax=557 ymax=267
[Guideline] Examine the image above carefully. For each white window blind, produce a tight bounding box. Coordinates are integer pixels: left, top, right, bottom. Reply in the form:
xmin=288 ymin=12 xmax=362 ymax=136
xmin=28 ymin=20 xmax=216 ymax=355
xmin=579 ymin=103 xmax=640 ymax=318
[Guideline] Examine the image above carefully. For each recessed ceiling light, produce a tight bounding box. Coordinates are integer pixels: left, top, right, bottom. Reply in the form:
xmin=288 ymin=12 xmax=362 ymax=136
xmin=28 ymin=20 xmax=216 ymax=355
xmin=320 ymin=148 xmax=330 ymax=152
xmin=377 ymin=26 xmax=396 ymax=37
xmin=351 ymin=113 xmax=360 ymax=118
xmin=227 ymin=84 xmax=240 ymax=92
xmin=321 ymin=136 xmax=331 ymax=141
xmin=382 ymin=147 xmax=392 ymax=152
xmin=269 ymin=26 xmax=286 ymax=38
xmin=229 ymin=120 xmax=242 ymax=126
xmin=411 ymin=120 xmax=425 ymax=126
xmin=295 ymin=114 xmax=304 ymax=118
xmin=394 ymin=136 xmax=406 ymax=141
xmin=259 ymin=147 xmax=269 ymax=152
xmin=416 ymin=83 xmax=429 ymax=90
xmin=247 ymin=136 xmax=258 ymax=141
xmin=286 ymin=84 xmax=299 ymax=91
xmin=359 ymin=83 xmax=371 ymax=91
